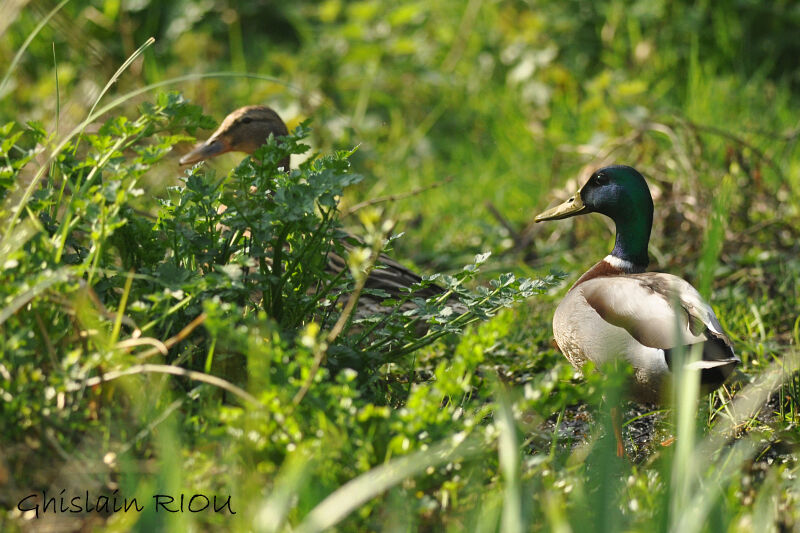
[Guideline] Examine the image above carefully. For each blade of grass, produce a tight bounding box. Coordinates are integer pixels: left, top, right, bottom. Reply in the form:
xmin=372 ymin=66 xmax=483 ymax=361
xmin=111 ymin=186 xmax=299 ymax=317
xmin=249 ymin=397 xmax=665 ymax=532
xmin=71 ymin=37 xmax=156 ymax=156
xmin=52 ymin=42 xmax=60 ymax=137
xmin=0 ymin=217 xmax=38 ymax=265
xmin=294 ymin=432 xmax=482 ymax=533
xmin=497 ymin=386 xmax=523 ymax=533
xmin=69 ymin=363 xmax=260 ymax=406
xmin=254 ymin=448 xmax=315 ymax=533
xmin=0 ymin=0 xmax=71 ymax=98
xmin=108 ymin=270 xmax=135 ymax=349
xmin=668 ymin=342 xmax=702 ymax=532
xmin=0 ymin=267 xmax=70 ymax=326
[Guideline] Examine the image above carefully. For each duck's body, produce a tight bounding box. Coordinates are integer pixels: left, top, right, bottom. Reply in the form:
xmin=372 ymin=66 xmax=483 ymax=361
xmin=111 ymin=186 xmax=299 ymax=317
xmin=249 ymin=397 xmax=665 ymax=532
xmin=537 ymin=166 xmax=738 ymax=404
xmin=554 ymin=258 xmax=736 ymax=402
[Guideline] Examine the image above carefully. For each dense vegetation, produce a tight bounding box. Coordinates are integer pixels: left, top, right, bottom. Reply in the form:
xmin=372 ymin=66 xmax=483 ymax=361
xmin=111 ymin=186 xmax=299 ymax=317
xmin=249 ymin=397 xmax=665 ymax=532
xmin=1 ymin=1 xmax=799 ymax=531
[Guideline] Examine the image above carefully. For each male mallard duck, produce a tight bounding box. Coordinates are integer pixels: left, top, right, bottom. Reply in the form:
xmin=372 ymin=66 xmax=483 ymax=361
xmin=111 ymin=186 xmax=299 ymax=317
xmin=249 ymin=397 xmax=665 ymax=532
xmin=535 ymin=165 xmax=739 ymax=451
xmin=180 ymin=105 xmax=454 ymax=313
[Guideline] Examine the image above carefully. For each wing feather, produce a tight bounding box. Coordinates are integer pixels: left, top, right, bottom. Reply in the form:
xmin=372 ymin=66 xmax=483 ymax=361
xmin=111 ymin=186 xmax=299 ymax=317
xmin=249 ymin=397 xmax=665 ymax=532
xmin=579 ymin=273 xmax=729 ymax=352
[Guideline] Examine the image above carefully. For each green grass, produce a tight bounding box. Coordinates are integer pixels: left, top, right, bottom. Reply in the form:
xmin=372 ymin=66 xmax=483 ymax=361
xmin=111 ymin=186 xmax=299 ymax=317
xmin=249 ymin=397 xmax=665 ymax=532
xmin=2 ymin=1 xmax=800 ymax=531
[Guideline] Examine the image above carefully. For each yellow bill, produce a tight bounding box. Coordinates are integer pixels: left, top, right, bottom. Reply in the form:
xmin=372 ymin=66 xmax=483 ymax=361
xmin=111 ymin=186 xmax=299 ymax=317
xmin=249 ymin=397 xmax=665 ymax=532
xmin=535 ymin=190 xmax=589 ymax=222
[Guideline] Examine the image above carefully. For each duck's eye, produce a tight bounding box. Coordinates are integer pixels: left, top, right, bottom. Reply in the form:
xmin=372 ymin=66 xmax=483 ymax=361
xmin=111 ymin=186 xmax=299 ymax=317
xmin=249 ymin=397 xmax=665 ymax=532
xmin=594 ymin=173 xmax=608 ymax=185
xmin=240 ymin=117 xmax=253 ymax=124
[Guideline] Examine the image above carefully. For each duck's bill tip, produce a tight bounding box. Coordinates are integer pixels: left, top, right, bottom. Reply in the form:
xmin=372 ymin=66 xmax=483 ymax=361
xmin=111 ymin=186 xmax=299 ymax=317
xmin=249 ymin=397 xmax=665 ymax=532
xmin=535 ymin=192 xmax=588 ymax=222
xmin=179 ymin=139 xmax=227 ymax=165
xmin=178 ymin=154 xmax=197 ymax=165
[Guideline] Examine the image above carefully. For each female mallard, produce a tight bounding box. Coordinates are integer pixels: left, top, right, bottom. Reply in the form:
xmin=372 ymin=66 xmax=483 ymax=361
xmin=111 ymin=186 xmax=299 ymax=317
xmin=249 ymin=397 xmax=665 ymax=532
xmin=180 ymin=105 xmax=456 ymax=313
xmin=535 ymin=166 xmax=739 ymax=448
xmin=180 ymin=105 xmax=290 ymax=169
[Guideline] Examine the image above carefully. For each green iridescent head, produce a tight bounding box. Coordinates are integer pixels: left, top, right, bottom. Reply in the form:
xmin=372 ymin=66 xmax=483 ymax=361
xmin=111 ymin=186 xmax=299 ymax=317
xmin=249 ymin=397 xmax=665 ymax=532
xmin=536 ymin=165 xmax=654 ymax=267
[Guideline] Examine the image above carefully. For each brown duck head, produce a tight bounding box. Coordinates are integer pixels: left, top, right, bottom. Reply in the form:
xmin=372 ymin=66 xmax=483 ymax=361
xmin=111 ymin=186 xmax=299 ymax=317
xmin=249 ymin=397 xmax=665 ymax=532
xmin=179 ymin=105 xmax=290 ymax=169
